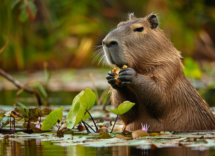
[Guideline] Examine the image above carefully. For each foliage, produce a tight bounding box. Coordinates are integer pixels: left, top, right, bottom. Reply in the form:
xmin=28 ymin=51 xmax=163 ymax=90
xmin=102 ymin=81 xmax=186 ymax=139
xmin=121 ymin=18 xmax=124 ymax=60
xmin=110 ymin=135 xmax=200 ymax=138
xmin=66 ymin=88 xmax=96 ymax=129
xmin=183 ymin=57 xmax=202 ymax=79
xmin=1 ymin=0 xmax=215 ymax=70
xmin=15 ymin=107 xmax=51 ymax=122
xmin=41 ymin=107 xmax=63 ymax=131
xmin=107 ymin=101 xmax=135 ymax=115
xmin=0 ymin=116 xmax=10 ymax=129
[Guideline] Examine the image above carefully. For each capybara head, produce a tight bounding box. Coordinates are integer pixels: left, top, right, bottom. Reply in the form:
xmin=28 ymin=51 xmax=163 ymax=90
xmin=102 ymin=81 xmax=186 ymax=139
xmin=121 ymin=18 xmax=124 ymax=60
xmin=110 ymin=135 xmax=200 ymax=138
xmin=102 ymin=13 xmax=182 ymax=72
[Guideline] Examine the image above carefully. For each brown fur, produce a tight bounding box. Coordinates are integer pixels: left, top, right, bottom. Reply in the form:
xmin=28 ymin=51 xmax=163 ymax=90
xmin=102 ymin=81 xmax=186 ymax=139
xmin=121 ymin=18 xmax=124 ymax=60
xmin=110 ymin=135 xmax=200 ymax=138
xmin=105 ymin=14 xmax=215 ymax=131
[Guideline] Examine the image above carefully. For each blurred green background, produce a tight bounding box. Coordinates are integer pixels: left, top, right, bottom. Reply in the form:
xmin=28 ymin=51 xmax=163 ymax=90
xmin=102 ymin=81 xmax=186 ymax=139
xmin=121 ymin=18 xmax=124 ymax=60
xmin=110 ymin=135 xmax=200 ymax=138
xmin=1 ymin=0 xmax=215 ymax=70
xmin=0 ymin=0 xmax=215 ymax=106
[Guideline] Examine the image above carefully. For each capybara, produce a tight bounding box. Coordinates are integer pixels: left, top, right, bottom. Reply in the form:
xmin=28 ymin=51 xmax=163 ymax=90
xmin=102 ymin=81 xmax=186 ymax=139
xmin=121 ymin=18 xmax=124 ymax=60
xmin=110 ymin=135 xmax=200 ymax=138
xmin=103 ymin=13 xmax=215 ymax=131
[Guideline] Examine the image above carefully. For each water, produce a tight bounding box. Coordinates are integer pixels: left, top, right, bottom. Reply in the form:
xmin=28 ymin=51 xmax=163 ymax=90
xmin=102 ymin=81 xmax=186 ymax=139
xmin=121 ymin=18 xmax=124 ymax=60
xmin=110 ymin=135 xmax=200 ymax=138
xmin=0 ymin=90 xmax=106 ymax=106
xmin=0 ymin=138 xmax=213 ymax=156
xmin=1 ymin=88 xmax=215 ymax=156
xmin=0 ymin=89 xmax=215 ymax=107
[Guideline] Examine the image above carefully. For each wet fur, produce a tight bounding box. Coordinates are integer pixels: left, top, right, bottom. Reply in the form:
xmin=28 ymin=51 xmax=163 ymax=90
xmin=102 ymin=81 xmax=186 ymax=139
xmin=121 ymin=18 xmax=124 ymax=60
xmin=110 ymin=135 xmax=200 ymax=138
xmin=106 ymin=14 xmax=215 ymax=131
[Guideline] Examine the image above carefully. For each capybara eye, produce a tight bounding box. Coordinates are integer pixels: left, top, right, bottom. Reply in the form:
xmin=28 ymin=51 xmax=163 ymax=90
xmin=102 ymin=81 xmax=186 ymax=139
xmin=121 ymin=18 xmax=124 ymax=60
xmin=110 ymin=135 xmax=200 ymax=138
xmin=133 ymin=27 xmax=144 ymax=32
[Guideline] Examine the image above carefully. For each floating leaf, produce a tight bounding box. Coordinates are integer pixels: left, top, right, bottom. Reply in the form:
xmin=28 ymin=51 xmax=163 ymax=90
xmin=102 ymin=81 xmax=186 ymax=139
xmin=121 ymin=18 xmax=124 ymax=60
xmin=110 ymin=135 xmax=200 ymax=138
xmin=4 ymin=111 xmax=23 ymax=121
xmin=16 ymin=108 xmax=40 ymax=122
xmin=107 ymin=101 xmax=135 ymax=115
xmin=15 ymin=107 xmax=51 ymax=122
xmin=97 ymin=128 xmax=108 ymax=133
xmin=99 ymin=132 xmax=112 ymax=139
xmin=41 ymin=107 xmax=63 ymax=131
xmin=32 ymin=127 xmax=43 ymax=133
xmin=40 ymin=108 xmax=52 ymax=116
xmin=132 ymin=130 xmax=149 ymax=139
xmin=115 ymin=134 xmax=132 ymax=140
xmin=10 ymin=111 xmax=23 ymax=121
xmin=66 ymin=88 xmax=95 ymax=129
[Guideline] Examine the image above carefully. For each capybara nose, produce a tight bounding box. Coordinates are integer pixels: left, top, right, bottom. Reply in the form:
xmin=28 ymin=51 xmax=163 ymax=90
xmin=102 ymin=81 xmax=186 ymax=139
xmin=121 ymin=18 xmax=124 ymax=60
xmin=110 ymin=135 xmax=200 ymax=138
xmin=103 ymin=40 xmax=118 ymax=48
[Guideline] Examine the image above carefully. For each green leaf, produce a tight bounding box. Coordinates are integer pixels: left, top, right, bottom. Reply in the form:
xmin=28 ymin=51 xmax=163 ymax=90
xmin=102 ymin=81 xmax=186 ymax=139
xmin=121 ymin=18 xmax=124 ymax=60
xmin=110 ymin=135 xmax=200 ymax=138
xmin=38 ymin=83 xmax=48 ymax=98
xmin=41 ymin=107 xmax=63 ymax=131
xmin=0 ymin=113 xmax=4 ymax=121
xmin=11 ymin=0 xmax=21 ymax=9
xmin=17 ymin=107 xmax=40 ymax=122
xmin=18 ymin=107 xmax=28 ymax=119
xmin=66 ymin=91 xmax=84 ymax=129
xmin=107 ymin=101 xmax=135 ymax=115
xmin=16 ymin=102 xmax=27 ymax=108
xmin=82 ymin=113 xmax=90 ymax=122
xmin=80 ymin=88 xmax=96 ymax=110
xmin=183 ymin=57 xmax=202 ymax=79
xmin=102 ymin=92 xmax=110 ymax=105
xmin=44 ymin=63 xmax=52 ymax=86
xmin=66 ymin=88 xmax=95 ymax=129
xmin=19 ymin=8 xmax=28 ymax=22
xmin=26 ymin=1 xmax=37 ymax=16
xmin=0 ymin=112 xmax=11 ymax=129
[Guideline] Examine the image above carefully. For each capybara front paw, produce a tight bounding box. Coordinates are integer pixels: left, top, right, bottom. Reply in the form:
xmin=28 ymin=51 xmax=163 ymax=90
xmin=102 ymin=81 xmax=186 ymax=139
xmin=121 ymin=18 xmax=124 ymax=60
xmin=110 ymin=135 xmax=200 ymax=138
xmin=106 ymin=71 xmax=121 ymax=89
xmin=118 ymin=68 xmax=136 ymax=86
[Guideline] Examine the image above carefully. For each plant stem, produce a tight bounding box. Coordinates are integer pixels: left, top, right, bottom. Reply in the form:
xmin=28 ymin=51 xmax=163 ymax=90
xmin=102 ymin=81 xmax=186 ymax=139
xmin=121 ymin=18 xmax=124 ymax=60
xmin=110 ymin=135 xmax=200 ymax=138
xmin=10 ymin=116 xmax=11 ymax=133
xmin=82 ymin=121 xmax=90 ymax=133
xmin=111 ymin=115 xmax=118 ymax=133
xmin=0 ymin=68 xmax=42 ymax=107
xmin=27 ymin=120 xmax=30 ymax=132
xmin=57 ymin=125 xmax=60 ymax=134
xmin=82 ymin=121 xmax=96 ymax=133
xmin=12 ymin=116 xmax=15 ymax=134
xmin=87 ymin=110 xmax=98 ymax=131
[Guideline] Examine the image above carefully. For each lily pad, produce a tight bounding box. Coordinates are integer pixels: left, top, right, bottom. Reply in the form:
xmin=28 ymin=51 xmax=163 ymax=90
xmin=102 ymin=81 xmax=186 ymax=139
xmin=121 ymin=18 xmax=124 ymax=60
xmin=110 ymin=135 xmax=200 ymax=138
xmin=107 ymin=101 xmax=135 ymax=115
xmin=16 ymin=108 xmax=40 ymax=122
xmin=132 ymin=130 xmax=149 ymax=139
xmin=41 ymin=107 xmax=63 ymax=131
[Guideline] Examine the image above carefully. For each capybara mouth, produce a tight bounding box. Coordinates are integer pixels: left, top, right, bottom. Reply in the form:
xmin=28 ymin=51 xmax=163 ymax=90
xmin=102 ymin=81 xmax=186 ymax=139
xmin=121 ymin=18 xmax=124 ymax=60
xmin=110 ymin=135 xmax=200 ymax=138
xmin=115 ymin=64 xmax=127 ymax=68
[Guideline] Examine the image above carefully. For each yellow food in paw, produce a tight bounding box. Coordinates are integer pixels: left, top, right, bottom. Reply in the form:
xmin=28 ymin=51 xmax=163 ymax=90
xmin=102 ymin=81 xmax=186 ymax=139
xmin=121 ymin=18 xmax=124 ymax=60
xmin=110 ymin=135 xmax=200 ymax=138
xmin=112 ymin=65 xmax=128 ymax=86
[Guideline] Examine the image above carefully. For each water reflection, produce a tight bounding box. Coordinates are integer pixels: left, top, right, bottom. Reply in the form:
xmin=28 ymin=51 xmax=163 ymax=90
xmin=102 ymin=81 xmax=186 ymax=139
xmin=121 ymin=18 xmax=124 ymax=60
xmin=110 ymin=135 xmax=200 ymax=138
xmin=0 ymin=139 xmax=212 ymax=156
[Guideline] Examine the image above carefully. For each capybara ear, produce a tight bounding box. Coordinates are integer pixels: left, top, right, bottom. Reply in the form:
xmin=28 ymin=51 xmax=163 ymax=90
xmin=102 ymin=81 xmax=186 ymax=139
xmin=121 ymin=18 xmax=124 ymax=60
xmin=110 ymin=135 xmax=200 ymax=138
xmin=128 ymin=13 xmax=135 ymax=21
xmin=147 ymin=14 xmax=158 ymax=29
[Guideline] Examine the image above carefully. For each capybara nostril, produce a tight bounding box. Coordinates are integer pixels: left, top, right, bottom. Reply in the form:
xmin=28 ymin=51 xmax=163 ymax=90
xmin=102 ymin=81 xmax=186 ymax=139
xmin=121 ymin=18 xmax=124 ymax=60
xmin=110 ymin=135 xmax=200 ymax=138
xmin=107 ymin=41 xmax=118 ymax=47
xmin=103 ymin=40 xmax=118 ymax=48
